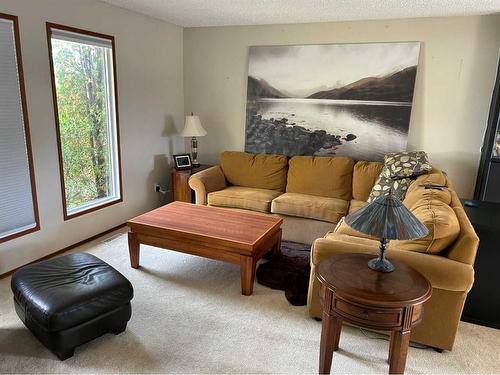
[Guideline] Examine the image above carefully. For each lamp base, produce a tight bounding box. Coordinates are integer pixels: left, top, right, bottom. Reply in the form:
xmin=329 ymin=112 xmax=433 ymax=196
xmin=367 ymin=257 xmax=395 ymax=273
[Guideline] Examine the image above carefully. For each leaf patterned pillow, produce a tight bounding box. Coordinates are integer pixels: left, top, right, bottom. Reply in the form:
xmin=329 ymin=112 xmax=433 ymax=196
xmin=382 ymin=151 xmax=432 ymax=180
xmin=367 ymin=174 xmax=412 ymax=203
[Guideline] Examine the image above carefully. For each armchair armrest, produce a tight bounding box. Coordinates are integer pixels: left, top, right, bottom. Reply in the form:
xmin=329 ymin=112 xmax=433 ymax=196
xmin=188 ymin=166 xmax=226 ymax=205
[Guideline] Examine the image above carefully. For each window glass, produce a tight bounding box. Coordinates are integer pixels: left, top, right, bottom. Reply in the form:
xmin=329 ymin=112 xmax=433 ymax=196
xmin=48 ymin=25 xmax=122 ymax=218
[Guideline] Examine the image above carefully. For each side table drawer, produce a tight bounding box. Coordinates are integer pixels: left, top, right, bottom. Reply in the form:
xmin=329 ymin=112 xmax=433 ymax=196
xmin=333 ymin=298 xmax=402 ymax=327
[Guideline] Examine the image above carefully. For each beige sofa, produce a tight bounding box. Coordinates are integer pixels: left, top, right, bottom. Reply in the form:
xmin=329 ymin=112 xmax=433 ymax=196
xmin=188 ymin=151 xmax=478 ymax=351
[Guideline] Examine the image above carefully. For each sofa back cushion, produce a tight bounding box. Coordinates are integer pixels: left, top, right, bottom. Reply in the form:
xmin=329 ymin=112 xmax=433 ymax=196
xmin=403 ymin=167 xmax=451 ymax=208
xmin=404 ymin=184 xmax=452 ymax=208
xmin=352 ymin=161 xmax=384 ymax=201
xmin=220 ymin=151 xmax=288 ymax=191
xmin=392 ymin=195 xmax=460 ymax=254
xmin=286 ymin=156 xmax=354 ymax=199
xmin=408 ymin=168 xmax=447 ymax=190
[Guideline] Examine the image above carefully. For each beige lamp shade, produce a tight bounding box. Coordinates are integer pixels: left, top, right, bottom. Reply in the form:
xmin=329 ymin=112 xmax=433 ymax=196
xmin=180 ymin=115 xmax=207 ymax=137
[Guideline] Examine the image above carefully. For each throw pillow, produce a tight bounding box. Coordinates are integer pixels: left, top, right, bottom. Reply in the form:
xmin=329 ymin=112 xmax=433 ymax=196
xmin=367 ymin=174 xmax=412 ymax=202
xmin=367 ymin=151 xmax=433 ymax=203
xmin=382 ymin=151 xmax=432 ymax=179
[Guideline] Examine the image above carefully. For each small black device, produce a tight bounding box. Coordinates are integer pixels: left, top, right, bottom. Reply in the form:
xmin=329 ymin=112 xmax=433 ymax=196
xmin=419 ymin=183 xmax=448 ymax=191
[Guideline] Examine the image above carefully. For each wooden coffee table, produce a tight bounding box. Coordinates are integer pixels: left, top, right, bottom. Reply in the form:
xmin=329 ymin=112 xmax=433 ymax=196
xmin=316 ymin=254 xmax=432 ymax=374
xmin=127 ymin=201 xmax=283 ymax=295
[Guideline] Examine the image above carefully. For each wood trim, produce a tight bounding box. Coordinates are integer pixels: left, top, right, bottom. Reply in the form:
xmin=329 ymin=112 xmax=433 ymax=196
xmin=474 ymin=54 xmax=500 ymax=200
xmin=135 ymin=232 xmax=242 ymax=264
xmin=0 ymin=223 xmax=126 ymax=280
xmin=128 ymin=222 xmax=254 ymax=253
xmin=45 ymin=22 xmax=123 ymax=221
xmin=0 ymin=12 xmax=40 ymax=244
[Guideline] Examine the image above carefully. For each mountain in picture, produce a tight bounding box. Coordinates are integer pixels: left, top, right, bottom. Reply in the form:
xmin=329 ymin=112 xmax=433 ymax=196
xmin=247 ymin=76 xmax=287 ymax=99
xmin=308 ymin=66 xmax=417 ymax=102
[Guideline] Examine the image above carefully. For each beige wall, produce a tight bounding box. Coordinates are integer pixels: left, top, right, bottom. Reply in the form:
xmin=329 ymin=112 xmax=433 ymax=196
xmin=0 ymin=0 xmax=184 ymax=274
xmin=184 ymin=15 xmax=500 ymax=198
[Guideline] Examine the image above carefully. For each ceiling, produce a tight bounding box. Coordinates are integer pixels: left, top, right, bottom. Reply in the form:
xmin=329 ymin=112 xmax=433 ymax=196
xmin=100 ymin=0 xmax=500 ymax=27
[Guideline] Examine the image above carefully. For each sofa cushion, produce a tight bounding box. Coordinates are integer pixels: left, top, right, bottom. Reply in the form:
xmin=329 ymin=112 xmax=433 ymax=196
xmin=286 ymin=156 xmax=354 ymax=200
xmin=408 ymin=168 xmax=448 ymax=192
xmin=271 ymin=192 xmax=348 ymax=223
xmin=392 ymin=199 xmax=460 ymax=254
xmin=352 ymin=161 xmax=384 ymax=201
xmin=220 ymin=151 xmax=288 ymax=191
xmin=208 ymin=186 xmax=282 ymax=213
xmin=404 ymin=184 xmax=452 ymax=209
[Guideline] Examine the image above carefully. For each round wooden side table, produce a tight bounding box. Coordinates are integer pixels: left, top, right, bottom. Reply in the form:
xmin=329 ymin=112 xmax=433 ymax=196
xmin=316 ymin=253 xmax=432 ymax=374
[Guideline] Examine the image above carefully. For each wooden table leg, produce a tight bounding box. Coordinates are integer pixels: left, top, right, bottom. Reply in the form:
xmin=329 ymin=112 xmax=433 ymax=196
xmin=389 ymin=330 xmax=411 ymax=374
xmin=319 ymin=312 xmax=342 ymax=374
xmin=128 ymin=231 xmax=140 ymax=269
xmin=388 ymin=331 xmax=395 ymax=364
xmin=270 ymin=229 xmax=282 ymax=258
xmin=240 ymin=255 xmax=256 ymax=296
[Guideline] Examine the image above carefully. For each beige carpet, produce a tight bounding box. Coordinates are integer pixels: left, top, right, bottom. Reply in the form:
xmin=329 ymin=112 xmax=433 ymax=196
xmin=1 ymin=228 xmax=499 ymax=374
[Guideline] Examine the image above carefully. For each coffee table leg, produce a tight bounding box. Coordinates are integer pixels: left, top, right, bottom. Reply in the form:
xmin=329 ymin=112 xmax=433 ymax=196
xmin=389 ymin=330 xmax=411 ymax=374
xmin=271 ymin=229 xmax=282 ymax=258
xmin=128 ymin=231 xmax=140 ymax=269
xmin=240 ymin=255 xmax=256 ymax=296
xmin=319 ymin=311 xmax=342 ymax=374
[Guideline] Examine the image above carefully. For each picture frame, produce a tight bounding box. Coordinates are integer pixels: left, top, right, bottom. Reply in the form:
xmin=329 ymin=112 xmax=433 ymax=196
xmin=244 ymin=42 xmax=421 ymax=160
xmin=173 ymin=153 xmax=193 ymax=170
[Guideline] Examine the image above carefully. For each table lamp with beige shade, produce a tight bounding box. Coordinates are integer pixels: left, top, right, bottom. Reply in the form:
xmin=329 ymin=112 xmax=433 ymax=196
xmin=180 ymin=113 xmax=207 ymax=167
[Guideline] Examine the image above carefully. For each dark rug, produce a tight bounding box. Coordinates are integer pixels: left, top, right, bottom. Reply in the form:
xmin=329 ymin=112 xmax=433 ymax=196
xmin=256 ymin=241 xmax=311 ymax=306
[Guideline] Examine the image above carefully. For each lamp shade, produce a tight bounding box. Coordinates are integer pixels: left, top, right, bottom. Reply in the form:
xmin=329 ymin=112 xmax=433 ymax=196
xmin=344 ymin=193 xmax=429 ymax=240
xmin=180 ymin=115 xmax=207 ymax=137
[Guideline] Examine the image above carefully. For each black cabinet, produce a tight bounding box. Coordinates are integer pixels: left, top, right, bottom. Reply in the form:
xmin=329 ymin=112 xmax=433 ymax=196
xmin=483 ymin=160 xmax=500 ymax=202
xmin=461 ymin=200 xmax=500 ymax=329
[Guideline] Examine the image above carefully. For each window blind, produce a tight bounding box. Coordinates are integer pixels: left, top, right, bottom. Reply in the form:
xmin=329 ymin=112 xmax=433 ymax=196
xmin=0 ymin=17 xmax=37 ymax=240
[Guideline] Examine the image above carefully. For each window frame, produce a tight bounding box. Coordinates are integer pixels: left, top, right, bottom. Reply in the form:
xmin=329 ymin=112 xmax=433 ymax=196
xmin=0 ymin=12 xmax=40 ymax=244
xmin=46 ymin=23 xmax=123 ymax=220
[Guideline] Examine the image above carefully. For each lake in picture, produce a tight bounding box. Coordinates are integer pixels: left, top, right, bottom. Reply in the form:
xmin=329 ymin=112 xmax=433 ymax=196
xmin=250 ymin=98 xmax=411 ymax=160
xmin=244 ymin=42 xmax=420 ymax=161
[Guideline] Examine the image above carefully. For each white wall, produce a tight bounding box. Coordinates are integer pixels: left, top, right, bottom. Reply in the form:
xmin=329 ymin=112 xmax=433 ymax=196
xmin=184 ymin=15 xmax=500 ymax=199
xmin=0 ymin=0 xmax=184 ymax=274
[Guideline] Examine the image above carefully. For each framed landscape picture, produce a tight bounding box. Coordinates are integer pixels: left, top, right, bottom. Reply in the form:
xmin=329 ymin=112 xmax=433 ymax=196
xmin=244 ymin=42 xmax=421 ymax=161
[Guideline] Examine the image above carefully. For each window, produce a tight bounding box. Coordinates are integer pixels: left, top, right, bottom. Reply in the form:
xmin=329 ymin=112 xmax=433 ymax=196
xmin=47 ymin=24 xmax=122 ymax=219
xmin=0 ymin=13 xmax=39 ymax=243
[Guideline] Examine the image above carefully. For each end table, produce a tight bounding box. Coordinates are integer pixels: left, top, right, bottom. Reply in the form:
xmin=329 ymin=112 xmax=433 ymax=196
xmin=171 ymin=164 xmax=212 ymax=203
xmin=316 ymin=253 xmax=431 ymax=374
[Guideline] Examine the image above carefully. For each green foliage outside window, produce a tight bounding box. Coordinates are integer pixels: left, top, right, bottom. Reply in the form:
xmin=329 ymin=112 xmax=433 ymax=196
xmin=52 ymin=40 xmax=111 ymax=210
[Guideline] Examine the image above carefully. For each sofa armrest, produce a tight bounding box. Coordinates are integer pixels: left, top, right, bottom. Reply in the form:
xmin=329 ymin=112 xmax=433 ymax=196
xmin=188 ymin=166 xmax=226 ymax=205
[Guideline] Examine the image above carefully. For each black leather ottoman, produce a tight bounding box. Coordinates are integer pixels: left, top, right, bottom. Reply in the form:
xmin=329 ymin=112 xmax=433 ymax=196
xmin=11 ymin=253 xmax=133 ymax=360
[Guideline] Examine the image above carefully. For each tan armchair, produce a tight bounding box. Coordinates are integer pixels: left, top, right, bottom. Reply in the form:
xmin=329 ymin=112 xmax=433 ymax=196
xmin=188 ymin=166 xmax=226 ymax=205
xmin=308 ymin=187 xmax=479 ymax=351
